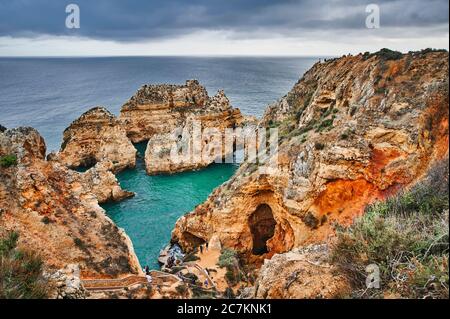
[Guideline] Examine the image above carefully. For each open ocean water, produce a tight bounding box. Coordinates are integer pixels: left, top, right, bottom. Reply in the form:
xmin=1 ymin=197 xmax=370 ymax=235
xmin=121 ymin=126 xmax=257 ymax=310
xmin=0 ymin=56 xmax=317 ymax=268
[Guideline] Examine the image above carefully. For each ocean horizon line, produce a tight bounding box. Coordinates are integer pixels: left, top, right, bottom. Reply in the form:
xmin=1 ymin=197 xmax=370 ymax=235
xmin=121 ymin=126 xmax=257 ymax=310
xmin=0 ymin=54 xmax=335 ymax=59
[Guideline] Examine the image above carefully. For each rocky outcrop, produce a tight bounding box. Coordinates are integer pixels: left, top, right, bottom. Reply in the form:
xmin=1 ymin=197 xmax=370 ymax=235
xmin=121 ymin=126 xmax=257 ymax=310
xmin=80 ymin=161 xmax=135 ymax=203
xmin=0 ymin=124 xmax=6 ymax=133
xmin=120 ymin=80 xmax=243 ymax=174
xmin=172 ymin=50 xmax=449 ymax=266
xmin=0 ymin=127 xmax=141 ymax=279
xmin=46 ymin=264 xmax=87 ymax=299
xmin=144 ymin=89 xmax=244 ymax=174
xmin=119 ymin=80 xmax=210 ymax=143
xmin=58 ymin=107 xmax=137 ymax=173
xmin=119 ymin=80 xmax=244 ymax=174
xmin=250 ymin=244 xmax=349 ymax=299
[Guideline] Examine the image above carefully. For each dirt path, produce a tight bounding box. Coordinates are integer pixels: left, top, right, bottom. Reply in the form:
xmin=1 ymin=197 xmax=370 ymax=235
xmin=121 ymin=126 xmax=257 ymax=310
xmin=195 ymin=247 xmax=228 ymax=292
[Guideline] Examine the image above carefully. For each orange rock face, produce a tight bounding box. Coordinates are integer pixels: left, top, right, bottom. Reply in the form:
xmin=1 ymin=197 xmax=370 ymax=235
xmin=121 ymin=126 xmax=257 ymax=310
xmin=172 ymin=50 xmax=449 ymax=265
xmin=57 ymin=107 xmax=137 ymax=173
xmin=120 ymin=80 xmax=244 ymax=175
xmin=0 ymin=127 xmax=141 ymax=278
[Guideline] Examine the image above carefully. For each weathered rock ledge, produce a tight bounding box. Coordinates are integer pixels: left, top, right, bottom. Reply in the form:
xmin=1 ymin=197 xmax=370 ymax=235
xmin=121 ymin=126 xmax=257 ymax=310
xmin=0 ymin=127 xmax=141 ymax=281
xmin=144 ymin=89 xmax=245 ymax=174
xmin=57 ymin=106 xmax=137 ymax=173
xmin=119 ymin=80 xmax=245 ymax=174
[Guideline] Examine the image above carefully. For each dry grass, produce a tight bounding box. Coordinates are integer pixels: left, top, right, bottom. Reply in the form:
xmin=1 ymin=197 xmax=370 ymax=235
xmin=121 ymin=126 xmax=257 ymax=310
xmin=331 ymin=158 xmax=449 ymax=299
xmin=0 ymin=231 xmax=49 ymax=299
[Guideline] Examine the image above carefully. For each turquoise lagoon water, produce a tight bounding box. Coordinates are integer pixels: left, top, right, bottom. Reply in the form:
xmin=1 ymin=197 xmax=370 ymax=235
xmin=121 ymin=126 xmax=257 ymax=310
xmin=0 ymin=56 xmax=318 ymax=269
xmin=101 ymin=143 xmax=238 ymax=269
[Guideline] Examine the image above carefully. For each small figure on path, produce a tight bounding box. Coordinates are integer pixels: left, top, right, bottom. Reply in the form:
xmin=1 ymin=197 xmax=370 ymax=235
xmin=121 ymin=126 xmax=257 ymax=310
xmin=146 ymin=273 xmax=153 ymax=284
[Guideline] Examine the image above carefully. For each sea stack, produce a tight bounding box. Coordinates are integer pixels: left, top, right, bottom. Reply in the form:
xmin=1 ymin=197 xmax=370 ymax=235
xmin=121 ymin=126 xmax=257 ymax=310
xmin=120 ymin=80 xmax=244 ymax=174
xmin=57 ymin=107 xmax=137 ymax=173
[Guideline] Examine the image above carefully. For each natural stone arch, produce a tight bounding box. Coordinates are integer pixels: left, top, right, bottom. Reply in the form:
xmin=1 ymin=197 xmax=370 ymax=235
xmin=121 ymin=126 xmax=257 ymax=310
xmin=248 ymin=204 xmax=277 ymax=255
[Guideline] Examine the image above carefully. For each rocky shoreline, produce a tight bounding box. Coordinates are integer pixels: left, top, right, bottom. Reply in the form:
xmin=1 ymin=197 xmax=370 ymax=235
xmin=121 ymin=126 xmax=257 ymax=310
xmin=1 ymin=49 xmax=448 ymax=299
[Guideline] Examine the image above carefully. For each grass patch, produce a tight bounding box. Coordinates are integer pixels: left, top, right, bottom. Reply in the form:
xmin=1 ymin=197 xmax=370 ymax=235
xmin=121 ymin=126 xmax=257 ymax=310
xmin=0 ymin=154 xmax=18 ymax=168
xmin=315 ymin=118 xmax=334 ymax=132
xmin=0 ymin=232 xmax=49 ymax=299
xmin=218 ymin=249 xmax=244 ymax=287
xmin=331 ymin=159 xmax=449 ymax=299
xmin=365 ymin=48 xmax=403 ymax=61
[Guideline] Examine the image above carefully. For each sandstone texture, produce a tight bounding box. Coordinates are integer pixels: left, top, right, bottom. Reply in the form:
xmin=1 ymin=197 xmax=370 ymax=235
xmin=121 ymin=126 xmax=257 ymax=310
xmin=58 ymin=107 xmax=137 ymax=172
xmin=46 ymin=264 xmax=87 ymax=299
xmin=80 ymin=160 xmax=135 ymax=203
xmin=250 ymin=244 xmax=349 ymax=299
xmin=119 ymin=80 xmax=244 ymax=174
xmin=0 ymin=127 xmax=141 ymax=279
xmin=172 ymin=50 xmax=449 ymax=267
xmin=119 ymin=80 xmax=210 ymax=143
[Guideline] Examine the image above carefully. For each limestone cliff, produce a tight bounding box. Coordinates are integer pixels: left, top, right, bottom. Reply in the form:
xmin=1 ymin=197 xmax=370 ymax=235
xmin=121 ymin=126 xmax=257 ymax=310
xmin=144 ymin=89 xmax=244 ymax=174
xmin=171 ymin=50 xmax=449 ymax=266
xmin=119 ymin=79 xmax=244 ymax=174
xmin=58 ymin=107 xmax=137 ymax=173
xmin=119 ymin=80 xmax=210 ymax=143
xmin=0 ymin=127 xmax=141 ymax=279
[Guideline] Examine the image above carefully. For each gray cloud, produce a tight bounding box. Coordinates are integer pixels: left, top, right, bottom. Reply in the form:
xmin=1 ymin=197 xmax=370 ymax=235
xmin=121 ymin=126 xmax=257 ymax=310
xmin=0 ymin=0 xmax=448 ymax=41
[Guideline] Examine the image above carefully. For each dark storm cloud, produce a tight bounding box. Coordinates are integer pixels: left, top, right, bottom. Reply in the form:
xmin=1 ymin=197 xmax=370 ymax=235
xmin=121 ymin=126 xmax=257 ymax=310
xmin=0 ymin=0 xmax=448 ymax=41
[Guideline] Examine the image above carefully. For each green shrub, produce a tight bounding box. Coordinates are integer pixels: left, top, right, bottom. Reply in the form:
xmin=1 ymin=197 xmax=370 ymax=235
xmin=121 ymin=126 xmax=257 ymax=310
xmin=73 ymin=237 xmax=87 ymax=250
xmin=183 ymin=253 xmax=200 ymax=262
xmin=300 ymin=135 xmax=308 ymax=144
xmin=218 ymin=249 xmax=238 ymax=269
xmin=0 ymin=232 xmax=49 ymax=299
xmin=331 ymin=159 xmax=449 ymax=299
xmin=225 ymin=269 xmax=242 ymax=286
xmin=224 ymin=287 xmax=236 ymax=299
xmin=183 ymin=272 xmax=199 ymax=284
xmin=0 ymin=154 xmax=18 ymax=168
xmin=316 ymin=118 xmax=334 ymax=132
xmin=41 ymin=216 xmax=52 ymax=224
xmin=371 ymin=48 xmax=403 ymax=61
xmin=175 ymin=283 xmax=188 ymax=296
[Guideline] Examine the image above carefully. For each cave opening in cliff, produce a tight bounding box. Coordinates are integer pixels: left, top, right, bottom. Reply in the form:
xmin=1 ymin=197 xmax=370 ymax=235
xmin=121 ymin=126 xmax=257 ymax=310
xmin=248 ymin=204 xmax=276 ymax=255
xmin=182 ymin=232 xmax=206 ymax=249
xmin=72 ymin=155 xmax=97 ymax=172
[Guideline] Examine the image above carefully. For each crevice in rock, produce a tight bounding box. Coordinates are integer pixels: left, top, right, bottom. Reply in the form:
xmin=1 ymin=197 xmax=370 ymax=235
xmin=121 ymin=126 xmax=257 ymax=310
xmin=248 ymin=204 xmax=277 ymax=255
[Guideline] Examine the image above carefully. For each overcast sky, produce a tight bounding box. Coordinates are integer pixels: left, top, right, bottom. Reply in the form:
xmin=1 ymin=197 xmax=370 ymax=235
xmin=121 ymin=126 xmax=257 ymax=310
xmin=0 ymin=0 xmax=448 ymax=56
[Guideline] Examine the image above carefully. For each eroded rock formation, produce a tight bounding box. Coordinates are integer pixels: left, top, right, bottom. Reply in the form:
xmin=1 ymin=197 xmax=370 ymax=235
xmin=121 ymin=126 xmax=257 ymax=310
xmin=144 ymin=90 xmax=245 ymax=174
xmin=0 ymin=127 xmax=141 ymax=279
xmin=119 ymin=80 xmax=210 ymax=143
xmin=80 ymin=160 xmax=135 ymax=203
xmin=119 ymin=80 xmax=244 ymax=174
xmin=58 ymin=107 xmax=137 ymax=172
xmin=172 ymin=50 xmax=449 ymax=266
xmin=250 ymin=244 xmax=349 ymax=299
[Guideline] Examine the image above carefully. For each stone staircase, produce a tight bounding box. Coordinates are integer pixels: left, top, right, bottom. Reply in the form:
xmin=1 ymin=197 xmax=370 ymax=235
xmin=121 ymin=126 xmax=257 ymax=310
xmin=81 ymin=271 xmax=181 ymax=292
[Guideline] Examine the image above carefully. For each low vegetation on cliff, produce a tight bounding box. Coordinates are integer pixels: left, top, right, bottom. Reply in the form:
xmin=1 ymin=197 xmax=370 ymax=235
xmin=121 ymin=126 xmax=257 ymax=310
xmin=0 ymin=232 xmax=49 ymax=299
xmin=0 ymin=154 xmax=17 ymax=168
xmin=332 ymin=159 xmax=449 ymax=299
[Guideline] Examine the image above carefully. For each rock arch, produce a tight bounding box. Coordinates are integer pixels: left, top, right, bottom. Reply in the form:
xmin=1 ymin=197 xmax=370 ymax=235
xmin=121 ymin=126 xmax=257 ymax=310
xmin=248 ymin=204 xmax=277 ymax=255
